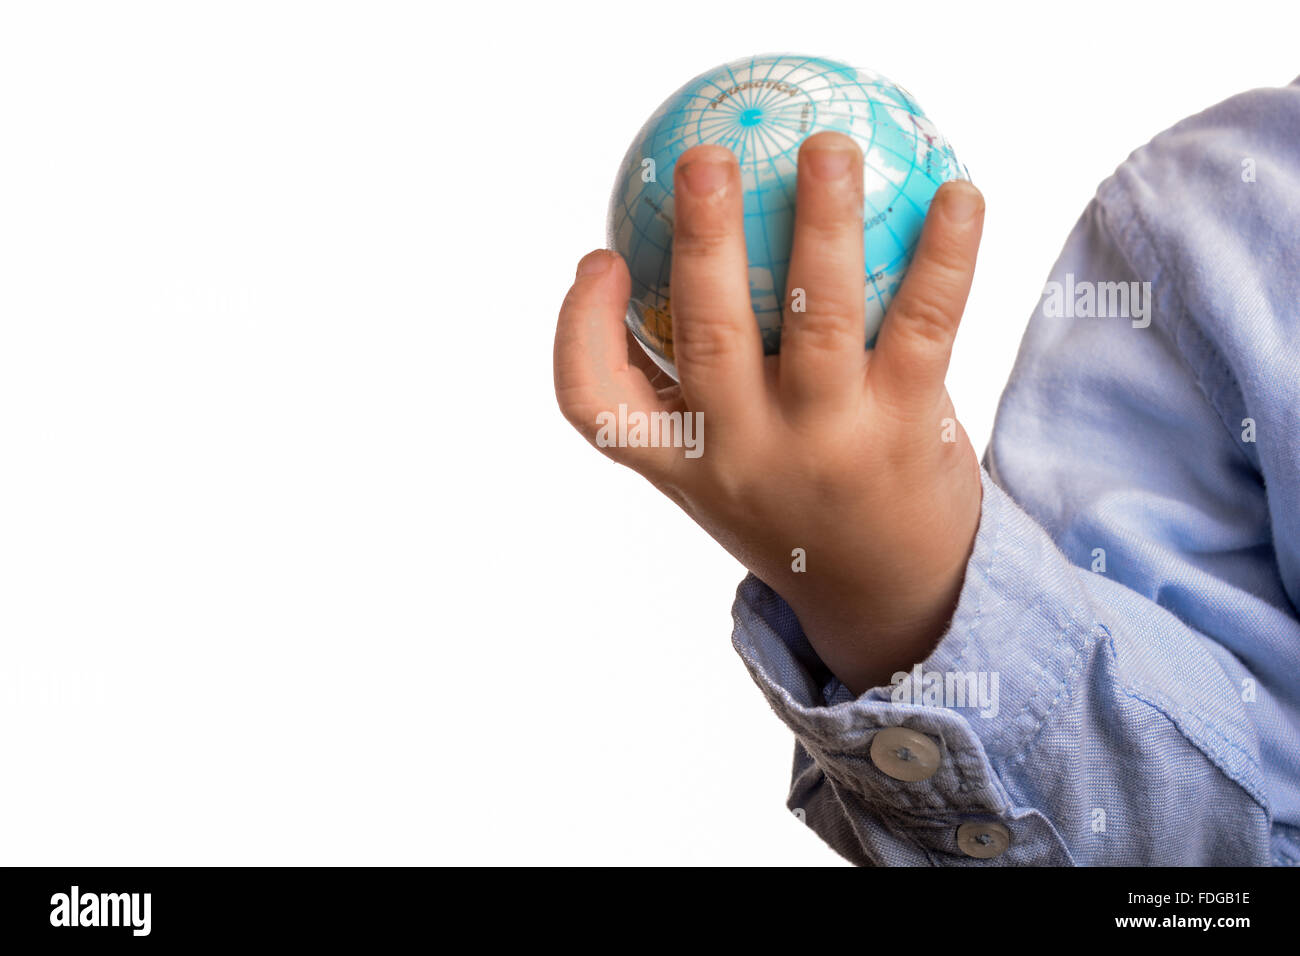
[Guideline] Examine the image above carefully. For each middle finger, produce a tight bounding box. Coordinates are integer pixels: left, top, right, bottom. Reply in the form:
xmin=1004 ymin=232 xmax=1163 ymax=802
xmin=779 ymin=131 xmax=867 ymax=411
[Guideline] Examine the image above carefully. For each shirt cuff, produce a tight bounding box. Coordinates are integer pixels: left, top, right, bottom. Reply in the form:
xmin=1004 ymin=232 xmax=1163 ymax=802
xmin=731 ymin=467 xmax=1093 ymax=863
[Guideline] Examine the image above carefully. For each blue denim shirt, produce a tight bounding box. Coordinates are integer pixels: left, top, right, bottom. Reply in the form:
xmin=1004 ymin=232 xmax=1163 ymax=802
xmin=731 ymin=78 xmax=1300 ymax=865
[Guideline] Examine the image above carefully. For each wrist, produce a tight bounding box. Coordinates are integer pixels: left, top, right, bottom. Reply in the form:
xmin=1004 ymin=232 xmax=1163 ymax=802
xmin=782 ymin=479 xmax=982 ymax=696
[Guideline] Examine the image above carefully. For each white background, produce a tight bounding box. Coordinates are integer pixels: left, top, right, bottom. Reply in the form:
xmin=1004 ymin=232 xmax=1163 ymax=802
xmin=1 ymin=1 xmax=1296 ymax=865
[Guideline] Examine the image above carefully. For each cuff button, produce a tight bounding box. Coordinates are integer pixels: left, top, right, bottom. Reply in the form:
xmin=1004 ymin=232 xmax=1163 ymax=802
xmin=956 ymin=822 xmax=1011 ymax=859
xmin=869 ymin=727 xmax=941 ymax=782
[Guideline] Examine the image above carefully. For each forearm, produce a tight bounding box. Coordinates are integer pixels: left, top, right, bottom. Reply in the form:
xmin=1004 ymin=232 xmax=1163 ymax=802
xmin=733 ymin=468 xmax=1276 ymax=865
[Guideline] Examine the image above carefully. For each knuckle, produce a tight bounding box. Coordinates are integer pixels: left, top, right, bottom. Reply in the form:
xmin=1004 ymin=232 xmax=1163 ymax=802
xmin=673 ymin=226 xmax=734 ymax=260
xmin=784 ymin=307 xmax=861 ymax=353
xmin=894 ymin=294 xmax=956 ymax=346
xmin=915 ymin=235 xmax=974 ymax=282
xmin=673 ymin=314 xmax=737 ymax=365
xmin=926 ymin=242 xmax=975 ymax=279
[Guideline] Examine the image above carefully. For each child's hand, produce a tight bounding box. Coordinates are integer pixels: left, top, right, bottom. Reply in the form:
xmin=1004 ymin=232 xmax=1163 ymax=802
xmin=555 ymin=132 xmax=985 ymax=694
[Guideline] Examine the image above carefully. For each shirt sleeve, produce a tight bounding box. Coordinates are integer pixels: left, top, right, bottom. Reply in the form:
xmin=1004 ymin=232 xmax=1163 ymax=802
xmin=731 ymin=81 xmax=1300 ymax=866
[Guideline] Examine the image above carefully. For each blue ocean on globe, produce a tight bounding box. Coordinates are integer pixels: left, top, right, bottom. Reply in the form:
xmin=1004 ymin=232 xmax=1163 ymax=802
xmin=607 ymin=53 xmax=970 ymax=380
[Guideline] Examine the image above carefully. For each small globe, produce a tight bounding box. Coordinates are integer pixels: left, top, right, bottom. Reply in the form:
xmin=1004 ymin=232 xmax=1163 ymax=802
xmin=607 ymin=53 xmax=969 ymax=380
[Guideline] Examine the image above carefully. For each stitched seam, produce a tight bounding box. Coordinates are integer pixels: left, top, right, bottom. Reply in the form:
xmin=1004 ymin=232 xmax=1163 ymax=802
xmin=998 ymin=615 xmax=1091 ymax=755
xmin=824 ymin=752 xmax=996 ymax=802
xmin=1120 ymin=682 xmax=1269 ymax=812
xmin=1098 ymin=177 xmax=1255 ymax=472
xmin=1104 ymin=625 xmax=1266 ymax=782
xmin=1001 ymin=623 xmax=1098 ymax=772
xmin=1098 ymin=625 xmax=1269 ymax=811
xmin=961 ymin=482 xmax=1101 ymax=763
xmin=985 ymin=602 xmax=1095 ymax=763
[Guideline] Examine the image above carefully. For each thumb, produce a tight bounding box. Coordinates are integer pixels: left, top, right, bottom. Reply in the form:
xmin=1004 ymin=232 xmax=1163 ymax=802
xmin=553 ymin=249 xmax=686 ymax=480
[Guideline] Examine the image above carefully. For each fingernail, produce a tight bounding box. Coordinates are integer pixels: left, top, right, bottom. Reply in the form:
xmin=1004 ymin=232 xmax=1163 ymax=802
xmin=941 ymin=181 xmax=984 ymax=224
xmin=681 ymin=160 xmax=729 ymax=196
xmin=576 ymin=250 xmax=610 ymax=277
xmin=804 ymin=148 xmax=857 ymax=180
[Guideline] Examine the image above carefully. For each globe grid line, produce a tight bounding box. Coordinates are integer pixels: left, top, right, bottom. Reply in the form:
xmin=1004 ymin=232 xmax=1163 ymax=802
xmin=607 ymin=54 xmax=966 ymax=375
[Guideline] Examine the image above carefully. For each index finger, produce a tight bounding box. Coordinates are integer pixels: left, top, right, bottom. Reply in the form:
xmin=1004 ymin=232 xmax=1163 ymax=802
xmin=669 ymin=145 xmax=765 ymax=421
